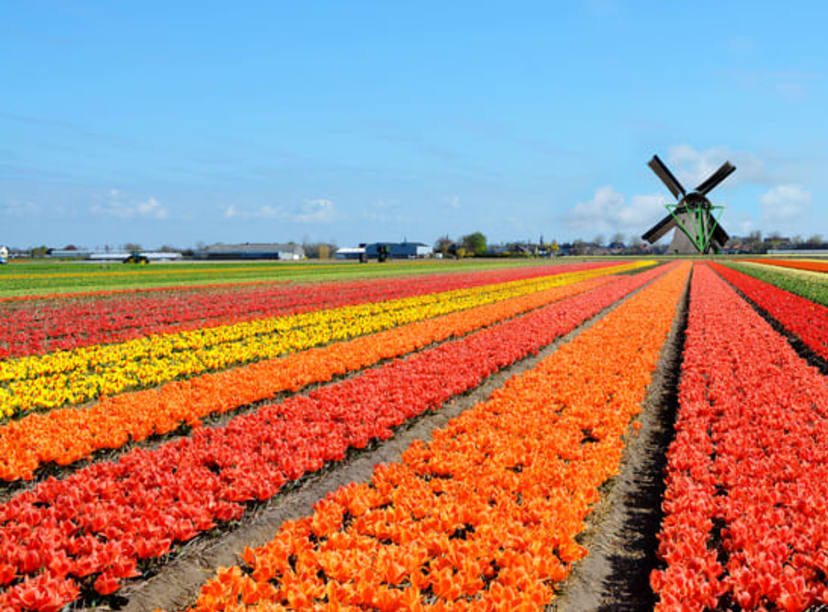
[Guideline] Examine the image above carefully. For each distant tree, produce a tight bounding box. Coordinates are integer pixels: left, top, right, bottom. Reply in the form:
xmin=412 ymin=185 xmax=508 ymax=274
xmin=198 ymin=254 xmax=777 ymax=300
xmin=31 ymin=245 xmax=49 ymax=257
xmin=766 ymin=232 xmax=784 ymax=250
xmin=434 ymin=235 xmax=454 ymax=256
xmin=548 ymin=240 xmax=560 ymax=256
xmin=791 ymin=235 xmax=804 ymax=246
xmin=159 ymin=244 xmax=178 ymax=252
xmin=610 ymin=232 xmax=625 ymax=247
xmin=302 ymin=240 xmax=317 ymax=258
xmin=571 ymin=239 xmax=588 ymax=256
xmin=124 ymin=243 xmax=142 ymax=252
xmin=460 ymin=232 xmax=487 ymax=256
xmin=63 ymin=244 xmax=78 ymax=251
xmin=746 ymin=231 xmax=764 ymax=254
xmin=807 ymin=234 xmax=823 ymax=246
xmin=592 ymin=234 xmax=605 ymax=247
xmin=302 ymin=241 xmax=337 ymax=259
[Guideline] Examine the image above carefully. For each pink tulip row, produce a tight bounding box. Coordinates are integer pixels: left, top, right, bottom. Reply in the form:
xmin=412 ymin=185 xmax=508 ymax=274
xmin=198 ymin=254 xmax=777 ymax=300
xmin=652 ymin=264 xmax=828 ymax=611
xmin=710 ymin=261 xmax=828 ymax=361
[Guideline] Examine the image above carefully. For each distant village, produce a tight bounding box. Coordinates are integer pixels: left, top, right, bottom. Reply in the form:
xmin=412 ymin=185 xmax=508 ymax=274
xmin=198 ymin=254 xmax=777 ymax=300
xmin=3 ymin=231 xmax=826 ymax=262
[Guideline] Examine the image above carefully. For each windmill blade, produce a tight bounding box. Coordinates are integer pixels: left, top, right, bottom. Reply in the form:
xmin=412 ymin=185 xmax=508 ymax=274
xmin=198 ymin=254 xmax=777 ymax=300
xmin=642 ymin=213 xmax=677 ymax=244
xmin=695 ymin=161 xmax=736 ymax=195
xmin=648 ymin=155 xmax=686 ymax=200
xmin=712 ymin=222 xmax=729 ymax=246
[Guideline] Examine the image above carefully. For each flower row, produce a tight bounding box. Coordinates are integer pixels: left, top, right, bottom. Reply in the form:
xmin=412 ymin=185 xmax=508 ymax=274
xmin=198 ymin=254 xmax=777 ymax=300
xmin=728 ymin=261 xmax=828 ymax=306
xmin=1 ymin=264 xmax=634 ymax=384
xmin=177 ymin=261 xmax=691 ymax=611
xmin=651 ymin=264 xmax=828 ymax=611
xmin=0 ymin=272 xmax=616 ymax=481
xmin=0 ymin=263 xmax=673 ymax=609
xmin=0 ymin=263 xmax=648 ymax=417
xmin=710 ymin=261 xmax=827 ymax=361
xmin=738 ymin=257 xmax=828 ymax=273
xmin=0 ymin=263 xmax=617 ymax=358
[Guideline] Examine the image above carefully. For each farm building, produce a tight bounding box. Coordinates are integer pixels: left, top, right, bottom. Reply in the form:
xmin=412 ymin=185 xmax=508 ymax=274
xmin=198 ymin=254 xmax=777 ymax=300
xmin=335 ymin=242 xmax=431 ymax=260
xmin=364 ymin=242 xmax=432 ymax=259
xmin=335 ymin=247 xmax=366 ymax=260
xmin=195 ymin=243 xmax=305 ymax=260
xmin=48 ymin=249 xmax=183 ymax=261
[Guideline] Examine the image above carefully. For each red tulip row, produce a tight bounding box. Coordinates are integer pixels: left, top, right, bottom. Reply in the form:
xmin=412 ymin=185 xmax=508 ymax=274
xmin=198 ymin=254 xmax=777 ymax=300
xmin=176 ymin=262 xmax=692 ymax=612
xmin=0 ymin=273 xmax=615 ymax=482
xmin=651 ymin=264 xmax=828 ymax=611
xmin=0 ymin=263 xmax=618 ymax=359
xmin=0 ymin=263 xmax=672 ymax=610
xmin=709 ymin=261 xmax=828 ymax=361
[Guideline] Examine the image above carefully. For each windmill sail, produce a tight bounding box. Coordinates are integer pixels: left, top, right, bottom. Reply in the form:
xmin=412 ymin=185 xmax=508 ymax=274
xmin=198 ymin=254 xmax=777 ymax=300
xmin=641 ymin=155 xmax=735 ymax=254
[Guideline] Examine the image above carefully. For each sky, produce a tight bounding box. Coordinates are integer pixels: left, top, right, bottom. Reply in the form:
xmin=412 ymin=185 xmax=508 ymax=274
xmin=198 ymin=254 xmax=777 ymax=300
xmin=2 ymin=1 xmax=827 ymax=250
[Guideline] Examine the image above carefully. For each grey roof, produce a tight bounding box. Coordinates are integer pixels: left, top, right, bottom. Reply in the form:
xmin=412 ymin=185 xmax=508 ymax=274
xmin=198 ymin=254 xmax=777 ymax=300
xmin=203 ymin=243 xmax=304 ymax=254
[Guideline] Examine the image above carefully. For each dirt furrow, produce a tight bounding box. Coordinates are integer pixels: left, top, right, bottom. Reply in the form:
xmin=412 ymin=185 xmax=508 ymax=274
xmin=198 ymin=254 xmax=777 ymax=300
xmin=117 ymin=267 xmax=671 ymax=612
xmin=550 ymin=264 xmax=691 ymax=611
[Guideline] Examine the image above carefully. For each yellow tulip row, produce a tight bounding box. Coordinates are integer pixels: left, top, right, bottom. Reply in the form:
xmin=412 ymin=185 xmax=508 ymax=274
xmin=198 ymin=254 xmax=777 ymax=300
xmin=0 ymin=262 xmax=653 ymax=416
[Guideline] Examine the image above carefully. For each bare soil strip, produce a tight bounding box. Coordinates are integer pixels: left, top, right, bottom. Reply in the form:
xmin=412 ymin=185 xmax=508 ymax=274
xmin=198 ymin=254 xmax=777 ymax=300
xmin=115 ymin=267 xmax=672 ymax=612
xmin=549 ymin=265 xmax=691 ymax=611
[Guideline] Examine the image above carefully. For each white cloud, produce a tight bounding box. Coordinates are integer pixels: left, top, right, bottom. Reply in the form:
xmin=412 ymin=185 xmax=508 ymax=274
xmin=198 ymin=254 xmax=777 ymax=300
xmin=723 ymin=70 xmax=823 ymax=101
xmin=446 ymin=195 xmax=461 ymax=209
xmin=224 ymin=199 xmax=335 ymax=224
xmin=565 ymin=186 xmax=667 ymax=234
xmin=666 ymin=144 xmax=767 ymax=189
xmin=2 ymin=200 xmax=40 ymax=217
xmin=736 ymin=214 xmax=755 ymax=235
xmin=287 ymin=199 xmax=334 ymax=223
xmin=91 ymin=191 xmax=168 ymax=220
xmin=136 ymin=197 xmax=168 ymax=219
xmin=759 ymin=184 xmax=811 ymax=223
xmin=224 ymin=205 xmax=279 ymax=219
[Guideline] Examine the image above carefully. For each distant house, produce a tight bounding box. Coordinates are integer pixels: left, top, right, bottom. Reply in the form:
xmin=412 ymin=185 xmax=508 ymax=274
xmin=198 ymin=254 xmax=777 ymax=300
xmin=364 ymin=242 xmax=432 ymax=259
xmin=49 ymin=249 xmax=183 ymax=261
xmin=196 ymin=243 xmax=305 ymax=260
xmin=335 ymin=247 xmax=366 ymax=260
xmin=767 ymin=248 xmax=828 ymax=255
xmin=48 ymin=249 xmax=93 ymax=259
xmin=88 ymin=251 xmax=183 ymax=262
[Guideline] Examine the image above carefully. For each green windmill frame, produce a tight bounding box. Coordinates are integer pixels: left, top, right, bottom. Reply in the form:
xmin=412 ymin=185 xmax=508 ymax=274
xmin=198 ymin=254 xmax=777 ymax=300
xmin=642 ymin=155 xmax=736 ymax=254
xmin=664 ymin=201 xmax=726 ymax=254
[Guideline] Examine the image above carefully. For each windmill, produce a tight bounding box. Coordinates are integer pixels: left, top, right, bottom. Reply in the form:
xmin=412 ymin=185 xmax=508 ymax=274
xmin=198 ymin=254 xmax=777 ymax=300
xmin=641 ymin=155 xmax=736 ymax=254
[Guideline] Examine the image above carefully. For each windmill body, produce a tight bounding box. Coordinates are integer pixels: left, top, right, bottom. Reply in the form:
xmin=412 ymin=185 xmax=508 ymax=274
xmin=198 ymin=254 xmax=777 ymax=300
xmin=641 ymin=155 xmax=735 ymax=254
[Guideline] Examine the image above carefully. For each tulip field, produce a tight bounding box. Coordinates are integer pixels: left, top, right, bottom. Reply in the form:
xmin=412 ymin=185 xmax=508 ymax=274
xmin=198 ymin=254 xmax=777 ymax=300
xmin=0 ymin=257 xmax=825 ymax=611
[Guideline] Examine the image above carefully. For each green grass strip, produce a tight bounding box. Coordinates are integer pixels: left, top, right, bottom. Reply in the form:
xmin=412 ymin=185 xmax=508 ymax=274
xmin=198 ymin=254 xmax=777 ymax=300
xmin=723 ymin=261 xmax=828 ymax=306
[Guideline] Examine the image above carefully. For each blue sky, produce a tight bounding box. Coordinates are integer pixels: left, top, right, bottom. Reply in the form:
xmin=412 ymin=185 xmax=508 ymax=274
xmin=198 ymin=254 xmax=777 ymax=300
xmin=2 ymin=1 xmax=826 ymax=249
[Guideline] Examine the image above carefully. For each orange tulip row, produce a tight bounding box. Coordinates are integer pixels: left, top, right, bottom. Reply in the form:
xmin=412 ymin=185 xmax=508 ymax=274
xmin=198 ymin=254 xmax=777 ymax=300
xmin=0 ymin=274 xmax=618 ymax=482
xmin=179 ymin=261 xmax=691 ymax=611
xmin=737 ymin=258 xmax=828 ymax=274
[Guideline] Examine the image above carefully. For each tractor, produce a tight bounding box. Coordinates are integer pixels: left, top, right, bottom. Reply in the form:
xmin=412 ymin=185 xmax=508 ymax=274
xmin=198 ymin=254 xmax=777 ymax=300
xmin=123 ymin=250 xmax=149 ymax=264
